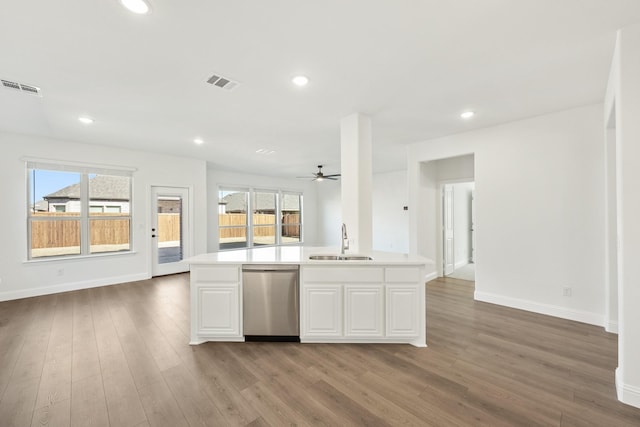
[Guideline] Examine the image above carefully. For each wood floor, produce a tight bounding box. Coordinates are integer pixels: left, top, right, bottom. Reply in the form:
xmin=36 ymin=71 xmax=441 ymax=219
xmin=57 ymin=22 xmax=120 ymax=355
xmin=1 ymin=275 xmax=639 ymax=427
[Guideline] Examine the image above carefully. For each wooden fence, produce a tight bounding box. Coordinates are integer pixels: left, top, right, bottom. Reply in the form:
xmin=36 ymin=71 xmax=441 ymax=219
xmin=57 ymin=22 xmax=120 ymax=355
xmin=31 ymin=212 xmax=299 ymax=248
xmin=219 ymin=213 xmax=300 ymax=238
xmin=31 ymin=212 xmax=180 ymax=248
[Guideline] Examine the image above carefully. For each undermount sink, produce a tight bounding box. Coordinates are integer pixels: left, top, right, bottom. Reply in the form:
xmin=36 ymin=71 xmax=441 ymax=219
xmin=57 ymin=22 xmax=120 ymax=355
xmin=309 ymin=255 xmax=342 ymax=260
xmin=309 ymin=254 xmax=373 ymax=261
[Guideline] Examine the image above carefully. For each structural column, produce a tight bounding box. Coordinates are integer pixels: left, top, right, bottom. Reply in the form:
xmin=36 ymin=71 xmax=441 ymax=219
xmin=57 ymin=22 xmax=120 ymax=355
xmin=607 ymin=23 xmax=640 ymax=409
xmin=340 ymin=113 xmax=372 ymax=254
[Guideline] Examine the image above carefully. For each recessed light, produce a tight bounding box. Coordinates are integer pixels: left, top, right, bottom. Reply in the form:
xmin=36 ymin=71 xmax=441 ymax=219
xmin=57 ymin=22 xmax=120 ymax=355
xmin=78 ymin=116 xmax=94 ymax=124
xmin=292 ymin=76 xmax=309 ymax=87
xmin=460 ymin=111 xmax=475 ymax=119
xmin=119 ymin=0 xmax=151 ymax=14
xmin=256 ymin=148 xmax=276 ymax=155
xmin=194 ymin=138 xmax=204 ymax=145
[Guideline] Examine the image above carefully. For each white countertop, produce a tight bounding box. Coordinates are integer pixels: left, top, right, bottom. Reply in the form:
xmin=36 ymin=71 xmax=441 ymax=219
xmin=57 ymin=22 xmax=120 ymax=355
xmin=184 ymin=246 xmax=432 ymax=266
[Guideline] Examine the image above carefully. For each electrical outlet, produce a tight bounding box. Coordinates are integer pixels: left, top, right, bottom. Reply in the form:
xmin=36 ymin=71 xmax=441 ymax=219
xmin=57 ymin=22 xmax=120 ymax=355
xmin=563 ymin=287 xmax=572 ymax=297
xmin=57 ymin=268 xmax=64 ymax=277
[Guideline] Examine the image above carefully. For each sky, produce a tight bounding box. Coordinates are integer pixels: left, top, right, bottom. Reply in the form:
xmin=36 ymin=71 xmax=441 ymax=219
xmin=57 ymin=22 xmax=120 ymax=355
xmin=29 ymin=170 xmax=80 ymax=203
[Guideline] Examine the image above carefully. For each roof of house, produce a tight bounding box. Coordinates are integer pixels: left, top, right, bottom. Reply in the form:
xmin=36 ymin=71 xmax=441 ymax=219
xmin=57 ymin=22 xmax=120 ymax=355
xmin=32 ymin=200 xmax=49 ymax=211
xmin=44 ymin=175 xmax=130 ymax=201
xmin=221 ymin=192 xmax=300 ymax=212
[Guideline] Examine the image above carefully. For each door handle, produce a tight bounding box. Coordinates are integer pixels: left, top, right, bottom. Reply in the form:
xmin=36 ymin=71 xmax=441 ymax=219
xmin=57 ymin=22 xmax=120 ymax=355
xmin=152 ymin=235 xmax=157 ymax=238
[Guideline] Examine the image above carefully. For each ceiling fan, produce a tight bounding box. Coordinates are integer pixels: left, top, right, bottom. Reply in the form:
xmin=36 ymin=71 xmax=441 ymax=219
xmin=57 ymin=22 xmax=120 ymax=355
xmin=297 ymin=165 xmax=341 ymax=181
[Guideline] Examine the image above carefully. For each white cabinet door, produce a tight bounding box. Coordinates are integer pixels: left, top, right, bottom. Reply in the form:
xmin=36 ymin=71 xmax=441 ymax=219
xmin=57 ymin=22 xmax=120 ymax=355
xmin=198 ymin=285 xmax=240 ymax=336
xmin=303 ymin=285 xmax=342 ymax=337
xmin=344 ymin=285 xmax=384 ymax=337
xmin=386 ymin=285 xmax=419 ymax=337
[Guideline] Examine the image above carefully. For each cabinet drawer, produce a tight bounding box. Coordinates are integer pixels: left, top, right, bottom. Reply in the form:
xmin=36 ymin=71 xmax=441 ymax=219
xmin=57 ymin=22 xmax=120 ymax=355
xmin=192 ymin=266 xmax=239 ymax=283
xmin=303 ymin=267 xmax=383 ymax=283
xmin=385 ymin=267 xmax=420 ymax=283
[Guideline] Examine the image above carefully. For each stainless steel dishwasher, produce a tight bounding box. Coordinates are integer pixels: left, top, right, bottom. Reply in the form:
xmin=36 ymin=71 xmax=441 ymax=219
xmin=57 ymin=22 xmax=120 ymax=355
xmin=242 ymin=264 xmax=299 ymax=341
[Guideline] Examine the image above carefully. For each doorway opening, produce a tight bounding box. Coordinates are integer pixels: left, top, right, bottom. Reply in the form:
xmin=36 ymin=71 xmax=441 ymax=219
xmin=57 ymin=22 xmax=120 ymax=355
xmin=151 ymin=186 xmax=191 ymax=277
xmin=442 ymin=181 xmax=475 ymax=281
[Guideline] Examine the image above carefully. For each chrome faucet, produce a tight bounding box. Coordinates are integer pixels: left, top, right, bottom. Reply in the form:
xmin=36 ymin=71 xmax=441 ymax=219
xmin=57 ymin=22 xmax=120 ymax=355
xmin=341 ymin=223 xmax=349 ymax=254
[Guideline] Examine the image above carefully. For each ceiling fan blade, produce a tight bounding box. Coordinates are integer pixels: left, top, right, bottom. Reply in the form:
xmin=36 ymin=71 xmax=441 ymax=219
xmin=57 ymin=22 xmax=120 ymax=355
xmin=326 ymin=177 xmax=339 ymax=180
xmin=324 ymin=174 xmax=341 ymax=178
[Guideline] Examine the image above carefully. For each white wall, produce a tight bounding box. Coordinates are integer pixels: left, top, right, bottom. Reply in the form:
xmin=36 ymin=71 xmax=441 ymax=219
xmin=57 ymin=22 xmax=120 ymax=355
xmin=436 ymin=155 xmax=475 ymax=182
xmin=207 ymin=168 xmax=319 ymax=251
xmin=315 ymin=179 xmax=342 ymax=247
xmin=606 ymin=23 xmax=640 ymax=409
xmin=372 ymin=170 xmax=409 ymax=253
xmin=408 ymin=104 xmax=606 ymax=326
xmin=453 ymin=182 xmax=474 ymax=268
xmin=0 ymin=131 xmax=208 ymax=301
xmin=314 ymin=170 xmax=411 ymax=253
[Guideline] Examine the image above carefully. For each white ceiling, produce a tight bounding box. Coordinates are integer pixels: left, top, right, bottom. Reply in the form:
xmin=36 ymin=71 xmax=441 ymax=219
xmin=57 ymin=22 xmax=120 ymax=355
xmin=1 ymin=1 xmax=640 ymax=177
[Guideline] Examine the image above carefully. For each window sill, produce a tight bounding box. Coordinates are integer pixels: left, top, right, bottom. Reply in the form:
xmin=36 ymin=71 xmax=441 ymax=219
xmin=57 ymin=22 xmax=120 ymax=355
xmin=23 ymin=250 xmax=137 ymax=264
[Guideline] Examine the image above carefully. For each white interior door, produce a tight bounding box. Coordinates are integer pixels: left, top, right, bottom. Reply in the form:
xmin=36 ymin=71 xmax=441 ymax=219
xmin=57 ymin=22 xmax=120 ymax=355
xmin=151 ymin=186 xmax=190 ymax=276
xmin=443 ymin=185 xmax=455 ymax=275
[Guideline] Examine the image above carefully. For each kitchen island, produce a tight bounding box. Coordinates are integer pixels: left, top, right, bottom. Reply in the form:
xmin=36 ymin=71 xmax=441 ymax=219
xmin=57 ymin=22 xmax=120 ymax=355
xmin=185 ymin=246 xmax=432 ymax=347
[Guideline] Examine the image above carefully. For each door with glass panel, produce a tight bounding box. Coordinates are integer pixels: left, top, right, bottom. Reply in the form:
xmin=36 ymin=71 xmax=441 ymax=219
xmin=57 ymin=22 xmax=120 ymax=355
xmin=151 ymin=186 xmax=190 ymax=276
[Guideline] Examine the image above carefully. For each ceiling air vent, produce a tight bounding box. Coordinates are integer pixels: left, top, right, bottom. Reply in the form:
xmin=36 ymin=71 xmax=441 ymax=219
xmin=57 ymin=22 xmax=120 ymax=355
xmin=2 ymin=79 xmax=42 ymax=97
xmin=206 ymin=73 xmax=239 ymax=91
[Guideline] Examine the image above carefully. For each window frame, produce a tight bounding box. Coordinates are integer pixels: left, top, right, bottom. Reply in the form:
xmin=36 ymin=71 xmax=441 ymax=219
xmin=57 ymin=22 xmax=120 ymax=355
xmin=26 ymin=160 xmax=134 ymax=260
xmin=217 ymin=186 xmax=303 ymax=250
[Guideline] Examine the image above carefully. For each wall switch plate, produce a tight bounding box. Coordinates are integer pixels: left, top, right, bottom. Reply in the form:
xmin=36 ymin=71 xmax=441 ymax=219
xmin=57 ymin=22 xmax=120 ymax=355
xmin=563 ymin=287 xmax=572 ymax=297
xmin=57 ymin=268 xmax=64 ymax=276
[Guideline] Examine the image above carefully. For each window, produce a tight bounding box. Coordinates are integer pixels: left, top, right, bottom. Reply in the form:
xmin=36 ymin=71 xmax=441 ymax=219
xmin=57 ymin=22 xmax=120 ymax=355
xmin=218 ymin=187 xmax=302 ymax=250
xmin=253 ymin=191 xmax=277 ymax=246
xmin=218 ymin=188 xmax=248 ymax=250
xmin=281 ymin=192 xmax=302 ymax=244
xmin=27 ymin=162 xmax=133 ymax=259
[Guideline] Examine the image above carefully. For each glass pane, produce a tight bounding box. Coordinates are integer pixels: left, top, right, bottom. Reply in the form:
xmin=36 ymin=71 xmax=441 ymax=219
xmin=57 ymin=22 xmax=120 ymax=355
xmin=253 ymin=192 xmax=276 ymax=225
xmin=281 ymin=223 xmax=301 ymax=243
xmin=89 ymin=175 xmax=131 ymax=217
xmin=282 ymin=193 xmax=301 ymax=213
xmin=253 ymin=225 xmax=276 ymax=246
xmin=90 ymin=219 xmax=130 ymax=253
xmin=219 ymin=227 xmax=247 ymax=250
xmin=157 ymin=196 xmax=182 ymax=264
xmin=29 ymin=169 xmax=81 ymax=216
xmin=219 ymin=189 xmax=248 ymax=249
xmin=31 ymin=219 xmax=80 ymax=258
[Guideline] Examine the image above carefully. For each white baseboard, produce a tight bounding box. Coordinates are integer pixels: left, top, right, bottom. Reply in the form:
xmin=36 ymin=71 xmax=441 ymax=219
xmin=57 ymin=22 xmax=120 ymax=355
xmin=0 ymin=273 xmax=150 ymax=302
xmin=474 ymin=290 xmax=604 ymax=327
xmin=606 ymin=320 xmax=619 ymax=334
xmin=454 ymin=260 xmax=468 ymax=269
xmin=617 ymin=367 xmax=640 ymax=409
xmin=424 ymin=272 xmax=438 ymax=283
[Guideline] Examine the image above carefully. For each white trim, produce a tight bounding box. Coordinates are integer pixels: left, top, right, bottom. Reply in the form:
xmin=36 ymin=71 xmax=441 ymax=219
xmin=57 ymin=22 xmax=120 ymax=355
xmin=0 ymin=273 xmax=149 ymax=302
xmin=24 ymin=250 xmax=137 ymax=264
xmin=300 ymin=337 xmax=425 ymax=348
xmin=606 ymin=320 xmax=619 ymax=334
xmin=474 ymin=290 xmax=604 ymax=326
xmin=424 ymin=271 xmax=438 ymax=283
xmin=617 ymin=367 xmax=640 ymax=409
xmin=454 ymin=259 xmax=468 ymax=269
xmin=21 ymin=156 xmax=137 ymax=173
